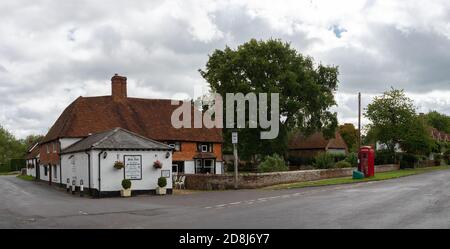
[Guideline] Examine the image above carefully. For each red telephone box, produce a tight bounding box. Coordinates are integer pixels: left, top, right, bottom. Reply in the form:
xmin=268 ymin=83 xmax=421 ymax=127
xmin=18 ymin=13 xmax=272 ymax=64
xmin=358 ymin=146 xmax=375 ymax=177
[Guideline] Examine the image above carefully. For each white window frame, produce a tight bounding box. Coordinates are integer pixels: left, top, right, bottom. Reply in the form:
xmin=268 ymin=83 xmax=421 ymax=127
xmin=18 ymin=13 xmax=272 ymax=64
xmin=46 ymin=144 xmax=50 ymax=154
xmin=201 ymin=145 xmax=208 ymax=152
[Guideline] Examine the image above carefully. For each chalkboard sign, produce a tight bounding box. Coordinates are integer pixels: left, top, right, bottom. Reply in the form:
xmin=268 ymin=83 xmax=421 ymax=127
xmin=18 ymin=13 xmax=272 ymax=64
xmin=124 ymin=155 xmax=142 ymax=180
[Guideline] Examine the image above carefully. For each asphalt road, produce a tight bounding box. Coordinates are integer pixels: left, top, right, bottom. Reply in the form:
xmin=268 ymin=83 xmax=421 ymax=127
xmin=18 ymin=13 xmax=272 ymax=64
xmin=2 ymin=169 xmax=450 ymax=228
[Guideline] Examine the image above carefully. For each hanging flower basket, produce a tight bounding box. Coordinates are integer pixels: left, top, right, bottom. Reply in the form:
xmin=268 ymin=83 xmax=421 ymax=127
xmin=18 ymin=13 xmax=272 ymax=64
xmin=153 ymin=160 xmax=162 ymax=169
xmin=114 ymin=161 xmax=124 ymax=170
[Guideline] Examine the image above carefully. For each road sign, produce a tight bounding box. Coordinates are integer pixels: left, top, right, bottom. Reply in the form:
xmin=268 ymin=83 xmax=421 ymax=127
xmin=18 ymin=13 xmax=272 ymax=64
xmin=232 ymin=132 xmax=238 ymax=144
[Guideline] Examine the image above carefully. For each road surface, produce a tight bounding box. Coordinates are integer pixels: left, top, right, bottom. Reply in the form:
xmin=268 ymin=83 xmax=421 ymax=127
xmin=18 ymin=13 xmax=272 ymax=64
xmin=1 ymin=169 xmax=450 ymax=228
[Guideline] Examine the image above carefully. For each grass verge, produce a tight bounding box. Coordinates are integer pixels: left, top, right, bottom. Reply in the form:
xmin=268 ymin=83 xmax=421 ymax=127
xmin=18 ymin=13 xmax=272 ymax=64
xmin=16 ymin=175 xmax=35 ymax=181
xmin=0 ymin=171 xmax=20 ymax=176
xmin=265 ymin=165 xmax=450 ymax=190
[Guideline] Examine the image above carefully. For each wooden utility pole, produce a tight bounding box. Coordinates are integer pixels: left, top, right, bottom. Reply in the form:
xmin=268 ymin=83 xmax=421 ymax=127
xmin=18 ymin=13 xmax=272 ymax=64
xmin=358 ymin=92 xmax=362 ymax=150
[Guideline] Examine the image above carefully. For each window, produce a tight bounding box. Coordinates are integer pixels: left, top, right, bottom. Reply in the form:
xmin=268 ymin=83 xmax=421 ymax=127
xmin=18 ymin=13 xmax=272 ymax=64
xmin=195 ymin=159 xmax=215 ymax=174
xmin=44 ymin=166 xmax=48 ymax=176
xmin=172 ymin=161 xmax=184 ymax=174
xmin=53 ymin=143 xmax=57 ymax=153
xmin=53 ymin=165 xmax=57 ymax=178
xmin=197 ymin=143 xmax=213 ymax=152
xmin=167 ymin=141 xmax=181 ymax=151
xmin=46 ymin=144 xmax=49 ymax=154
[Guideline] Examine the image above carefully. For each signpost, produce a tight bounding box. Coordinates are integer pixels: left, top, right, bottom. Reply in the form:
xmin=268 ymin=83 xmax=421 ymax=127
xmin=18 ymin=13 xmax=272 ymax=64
xmin=232 ymin=131 xmax=238 ymax=189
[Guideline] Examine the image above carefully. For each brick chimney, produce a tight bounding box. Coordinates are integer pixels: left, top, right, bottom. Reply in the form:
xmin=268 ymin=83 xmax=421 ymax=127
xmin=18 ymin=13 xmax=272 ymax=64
xmin=111 ymin=74 xmax=127 ymax=101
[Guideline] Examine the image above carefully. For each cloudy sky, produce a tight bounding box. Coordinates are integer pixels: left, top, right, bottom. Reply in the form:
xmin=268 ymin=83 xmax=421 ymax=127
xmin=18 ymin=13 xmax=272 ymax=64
xmin=1 ymin=0 xmax=450 ymax=138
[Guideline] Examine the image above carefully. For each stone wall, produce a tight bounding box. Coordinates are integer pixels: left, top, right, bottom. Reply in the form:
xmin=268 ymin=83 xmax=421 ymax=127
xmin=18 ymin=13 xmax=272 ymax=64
xmin=181 ymin=164 xmax=400 ymax=190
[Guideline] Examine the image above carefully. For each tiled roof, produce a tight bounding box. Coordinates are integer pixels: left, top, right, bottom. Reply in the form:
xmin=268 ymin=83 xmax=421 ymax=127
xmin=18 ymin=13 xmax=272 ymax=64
xmin=61 ymin=127 xmax=172 ymax=154
xmin=288 ymin=131 xmax=348 ymax=150
xmin=42 ymin=96 xmax=223 ymax=143
xmin=25 ymin=143 xmax=40 ymax=159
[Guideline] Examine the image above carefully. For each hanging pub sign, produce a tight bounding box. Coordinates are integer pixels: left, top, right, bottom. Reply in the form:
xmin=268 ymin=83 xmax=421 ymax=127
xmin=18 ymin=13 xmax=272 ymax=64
xmin=124 ymin=155 xmax=142 ymax=180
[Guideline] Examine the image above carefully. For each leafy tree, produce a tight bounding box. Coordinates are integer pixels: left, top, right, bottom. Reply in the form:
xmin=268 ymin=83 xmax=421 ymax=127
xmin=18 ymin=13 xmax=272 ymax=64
xmin=365 ymin=88 xmax=415 ymax=153
xmin=365 ymin=88 xmax=432 ymax=155
xmin=338 ymin=123 xmax=358 ymax=152
xmin=424 ymin=111 xmax=450 ymax=134
xmin=200 ymin=39 xmax=339 ymax=160
xmin=0 ymin=125 xmax=26 ymax=165
xmin=401 ymin=115 xmax=435 ymax=155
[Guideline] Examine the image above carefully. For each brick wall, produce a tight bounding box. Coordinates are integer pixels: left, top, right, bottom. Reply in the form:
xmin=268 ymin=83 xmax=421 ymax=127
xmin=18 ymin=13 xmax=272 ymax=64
xmin=39 ymin=141 xmax=60 ymax=165
xmin=182 ymin=164 xmax=400 ymax=190
xmin=172 ymin=142 xmax=222 ymax=161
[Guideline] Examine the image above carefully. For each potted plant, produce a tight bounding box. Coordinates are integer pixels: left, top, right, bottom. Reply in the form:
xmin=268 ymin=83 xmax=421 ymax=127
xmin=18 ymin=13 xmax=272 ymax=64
xmin=153 ymin=160 xmax=162 ymax=169
xmin=156 ymin=177 xmax=167 ymax=195
xmin=114 ymin=161 xmax=124 ymax=170
xmin=121 ymin=179 xmax=132 ymax=197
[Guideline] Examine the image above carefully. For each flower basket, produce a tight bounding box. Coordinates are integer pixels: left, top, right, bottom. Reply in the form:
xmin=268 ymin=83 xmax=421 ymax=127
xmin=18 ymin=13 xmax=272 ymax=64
xmin=114 ymin=161 xmax=124 ymax=170
xmin=153 ymin=160 xmax=162 ymax=169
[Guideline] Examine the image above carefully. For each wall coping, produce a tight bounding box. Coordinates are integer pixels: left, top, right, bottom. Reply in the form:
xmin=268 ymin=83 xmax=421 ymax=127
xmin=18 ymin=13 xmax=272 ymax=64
xmin=181 ymin=164 xmax=399 ymax=177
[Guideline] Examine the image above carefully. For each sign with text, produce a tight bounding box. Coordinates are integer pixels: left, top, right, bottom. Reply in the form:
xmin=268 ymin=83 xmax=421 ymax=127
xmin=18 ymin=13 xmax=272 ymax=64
xmin=232 ymin=132 xmax=238 ymax=144
xmin=124 ymin=155 xmax=142 ymax=180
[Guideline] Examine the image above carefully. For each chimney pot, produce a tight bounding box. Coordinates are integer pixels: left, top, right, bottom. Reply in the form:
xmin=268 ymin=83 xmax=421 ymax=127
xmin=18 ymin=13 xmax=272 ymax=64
xmin=111 ymin=74 xmax=127 ymax=101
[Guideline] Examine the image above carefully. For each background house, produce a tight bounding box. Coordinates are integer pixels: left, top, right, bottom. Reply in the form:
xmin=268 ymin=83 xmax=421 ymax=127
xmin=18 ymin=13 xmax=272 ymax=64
xmin=288 ymin=131 xmax=348 ymax=159
xmin=25 ymin=142 xmax=40 ymax=178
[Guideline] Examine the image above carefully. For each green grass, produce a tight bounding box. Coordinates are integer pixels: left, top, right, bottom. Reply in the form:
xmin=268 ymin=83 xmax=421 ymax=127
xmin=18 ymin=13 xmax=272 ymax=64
xmin=16 ymin=175 xmax=35 ymax=181
xmin=0 ymin=171 xmax=19 ymax=176
xmin=266 ymin=165 xmax=450 ymax=190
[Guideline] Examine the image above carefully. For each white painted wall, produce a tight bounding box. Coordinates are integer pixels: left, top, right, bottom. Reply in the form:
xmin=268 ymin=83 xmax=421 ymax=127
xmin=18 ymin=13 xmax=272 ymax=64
xmin=60 ymin=138 xmax=83 ymax=150
xmin=61 ymin=151 xmax=91 ymax=188
xmin=215 ymin=161 xmax=223 ymax=174
xmin=39 ymin=165 xmax=49 ymax=182
xmin=26 ymin=159 xmax=37 ymax=177
xmin=184 ymin=160 xmax=195 ymax=174
xmin=97 ymin=150 xmax=172 ymax=192
xmin=62 ymin=150 xmax=172 ymax=193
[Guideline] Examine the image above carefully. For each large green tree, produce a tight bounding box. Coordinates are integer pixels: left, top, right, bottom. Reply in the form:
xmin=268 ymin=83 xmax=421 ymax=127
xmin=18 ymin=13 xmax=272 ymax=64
xmin=365 ymin=88 xmax=433 ymax=155
xmin=338 ymin=123 xmax=358 ymax=152
xmin=424 ymin=111 xmax=450 ymax=133
xmin=0 ymin=125 xmax=26 ymax=165
xmin=200 ymin=39 xmax=339 ymax=160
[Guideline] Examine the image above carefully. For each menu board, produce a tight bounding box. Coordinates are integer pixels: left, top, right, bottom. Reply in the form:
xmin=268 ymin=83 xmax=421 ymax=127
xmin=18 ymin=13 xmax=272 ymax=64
xmin=124 ymin=155 xmax=142 ymax=180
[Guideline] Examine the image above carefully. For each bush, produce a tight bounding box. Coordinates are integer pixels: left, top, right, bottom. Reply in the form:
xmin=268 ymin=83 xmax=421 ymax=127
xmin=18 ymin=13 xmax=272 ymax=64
xmin=375 ymin=150 xmax=397 ymax=165
xmin=288 ymin=157 xmax=315 ymax=166
xmin=345 ymin=152 xmax=358 ymax=168
xmin=121 ymin=179 xmax=131 ymax=189
xmin=257 ymin=154 xmax=288 ymax=173
xmin=158 ymin=177 xmax=167 ymax=188
xmin=444 ymin=150 xmax=450 ymax=165
xmin=335 ymin=160 xmax=352 ymax=168
xmin=434 ymin=154 xmax=443 ymax=166
xmin=399 ymin=153 xmax=418 ymax=169
xmin=314 ymin=153 xmax=335 ymax=169
xmin=333 ymin=153 xmax=347 ymax=162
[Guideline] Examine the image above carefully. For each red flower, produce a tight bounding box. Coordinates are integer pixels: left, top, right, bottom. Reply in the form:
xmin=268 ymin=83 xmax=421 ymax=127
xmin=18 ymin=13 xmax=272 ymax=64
xmin=153 ymin=160 xmax=162 ymax=169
